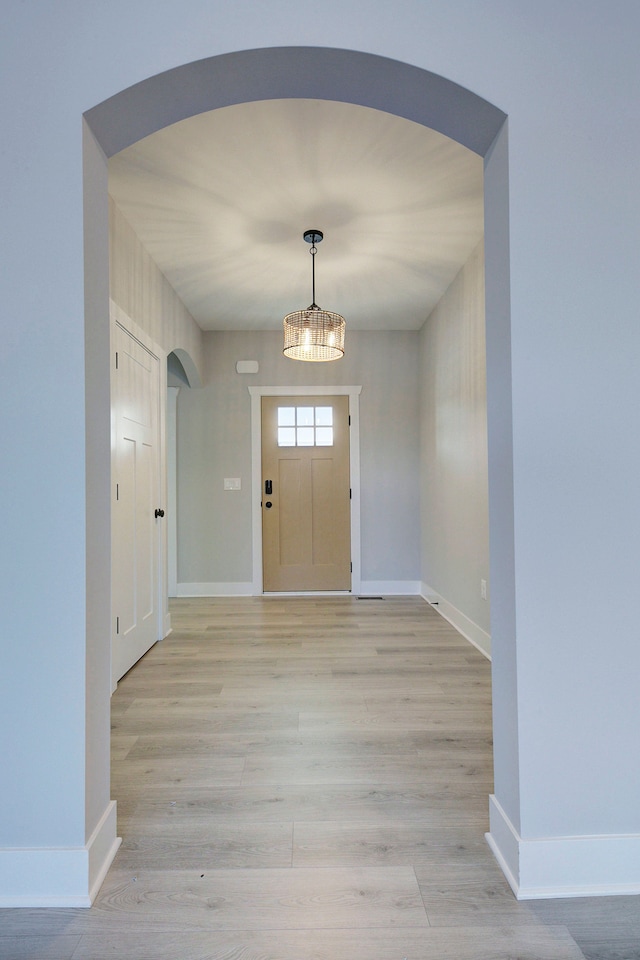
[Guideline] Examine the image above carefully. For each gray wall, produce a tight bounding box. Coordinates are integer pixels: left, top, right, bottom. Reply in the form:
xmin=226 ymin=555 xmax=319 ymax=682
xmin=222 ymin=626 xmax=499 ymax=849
xmin=420 ymin=241 xmax=490 ymax=650
xmin=176 ymin=329 xmax=420 ymax=587
xmin=4 ymin=3 xmax=640 ymax=903
xmin=109 ymin=198 xmax=204 ymax=375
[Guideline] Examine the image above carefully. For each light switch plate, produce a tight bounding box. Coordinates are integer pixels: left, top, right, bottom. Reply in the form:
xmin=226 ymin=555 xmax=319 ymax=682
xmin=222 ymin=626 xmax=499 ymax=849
xmin=224 ymin=477 xmax=241 ymax=491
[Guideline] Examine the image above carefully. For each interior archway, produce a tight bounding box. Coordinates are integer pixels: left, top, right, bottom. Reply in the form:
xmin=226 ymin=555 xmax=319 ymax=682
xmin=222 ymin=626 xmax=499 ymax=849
xmin=166 ymin=349 xmax=201 ymax=597
xmin=83 ymin=46 xmax=515 ymax=877
xmin=168 ymin=348 xmax=202 ymax=390
xmin=166 ymin=352 xmax=184 ymax=600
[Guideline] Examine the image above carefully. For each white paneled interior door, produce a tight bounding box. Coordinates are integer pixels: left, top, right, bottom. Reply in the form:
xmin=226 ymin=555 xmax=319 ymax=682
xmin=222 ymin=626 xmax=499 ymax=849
xmin=112 ymin=322 xmax=162 ymax=684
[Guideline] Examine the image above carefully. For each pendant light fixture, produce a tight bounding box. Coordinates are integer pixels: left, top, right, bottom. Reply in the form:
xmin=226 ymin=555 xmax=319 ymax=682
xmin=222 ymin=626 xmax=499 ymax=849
xmin=283 ymin=230 xmax=346 ymax=362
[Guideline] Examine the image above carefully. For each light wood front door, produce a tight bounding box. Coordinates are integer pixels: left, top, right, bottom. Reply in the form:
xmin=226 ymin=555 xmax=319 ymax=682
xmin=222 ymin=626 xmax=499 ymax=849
xmin=112 ymin=323 xmax=161 ymax=683
xmin=261 ymin=395 xmax=351 ymax=592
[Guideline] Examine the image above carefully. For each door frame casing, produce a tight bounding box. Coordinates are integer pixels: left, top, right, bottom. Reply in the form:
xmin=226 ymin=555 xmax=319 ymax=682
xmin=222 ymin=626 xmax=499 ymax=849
xmin=249 ymin=385 xmax=362 ymax=595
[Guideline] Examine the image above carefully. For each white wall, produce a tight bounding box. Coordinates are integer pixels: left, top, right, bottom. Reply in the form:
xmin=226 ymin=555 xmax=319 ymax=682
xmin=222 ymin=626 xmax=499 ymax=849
xmin=2 ymin=0 xmax=640 ymax=904
xmin=420 ymin=241 xmax=490 ymax=655
xmin=176 ymin=329 xmax=420 ymax=590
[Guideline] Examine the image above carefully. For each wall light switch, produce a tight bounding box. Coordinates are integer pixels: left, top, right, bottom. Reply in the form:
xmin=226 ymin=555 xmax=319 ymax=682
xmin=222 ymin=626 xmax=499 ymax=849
xmin=224 ymin=477 xmax=241 ymax=491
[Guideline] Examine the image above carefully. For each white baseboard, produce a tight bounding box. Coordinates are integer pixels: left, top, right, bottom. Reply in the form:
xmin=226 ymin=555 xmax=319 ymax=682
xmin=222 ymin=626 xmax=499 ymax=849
xmin=421 ymin=582 xmax=491 ymax=659
xmin=359 ymin=580 xmax=421 ymax=595
xmin=487 ymin=794 xmax=640 ymax=899
xmin=177 ymin=582 xmax=421 ymax=598
xmin=0 ymin=801 xmax=121 ymax=907
xmin=177 ymin=582 xmax=254 ymax=597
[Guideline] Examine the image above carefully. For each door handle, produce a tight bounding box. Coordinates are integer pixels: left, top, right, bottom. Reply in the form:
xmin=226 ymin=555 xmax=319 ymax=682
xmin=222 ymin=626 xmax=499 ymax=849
xmin=264 ymin=501 xmax=273 ymax=509
xmin=265 ymin=480 xmax=272 ymax=495
xmin=155 ymin=508 xmax=165 ymax=518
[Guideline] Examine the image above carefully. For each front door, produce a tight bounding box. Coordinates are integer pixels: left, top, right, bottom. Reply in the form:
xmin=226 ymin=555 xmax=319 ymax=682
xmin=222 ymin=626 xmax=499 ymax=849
xmin=261 ymin=395 xmax=351 ymax=591
xmin=112 ymin=322 xmax=161 ymax=683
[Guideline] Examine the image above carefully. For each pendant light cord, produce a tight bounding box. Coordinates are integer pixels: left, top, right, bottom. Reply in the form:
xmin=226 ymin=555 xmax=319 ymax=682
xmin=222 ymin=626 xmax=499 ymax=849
xmin=310 ymin=239 xmax=317 ymax=309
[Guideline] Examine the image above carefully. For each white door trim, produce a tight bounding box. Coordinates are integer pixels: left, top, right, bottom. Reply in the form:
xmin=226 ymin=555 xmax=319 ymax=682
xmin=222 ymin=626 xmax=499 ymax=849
xmin=248 ymin=385 xmax=362 ymax=595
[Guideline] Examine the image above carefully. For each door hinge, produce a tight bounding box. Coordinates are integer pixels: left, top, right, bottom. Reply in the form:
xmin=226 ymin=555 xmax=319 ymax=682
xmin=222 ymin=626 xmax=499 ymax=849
xmin=116 ymin=616 xmax=120 ymax=635
xmin=350 ymin=488 xmax=352 ymax=499
xmin=116 ymin=483 xmax=119 ymax=501
xmin=348 ymin=415 xmax=351 ymax=426
xmin=350 ymin=562 xmax=353 ymax=573
xmin=115 ymin=351 xmax=118 ymax=370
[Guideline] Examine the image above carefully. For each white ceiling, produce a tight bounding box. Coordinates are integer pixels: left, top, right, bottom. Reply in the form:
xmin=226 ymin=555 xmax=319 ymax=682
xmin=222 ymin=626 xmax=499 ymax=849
xmin=108 ymin=99 xmax=484 ymax=332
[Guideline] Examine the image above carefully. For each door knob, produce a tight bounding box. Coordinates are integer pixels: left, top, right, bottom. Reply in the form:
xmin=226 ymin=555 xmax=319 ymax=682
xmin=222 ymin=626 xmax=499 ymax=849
xmin=264 ymin=501 xmax=273 ymax=509
xmin=155 ymin=508 xmax=165 ymax=518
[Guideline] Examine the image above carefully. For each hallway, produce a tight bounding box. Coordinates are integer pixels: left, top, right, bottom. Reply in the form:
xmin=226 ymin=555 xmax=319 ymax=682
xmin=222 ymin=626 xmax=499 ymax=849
xmin=1 ymin=597 xmax=637 ymax=957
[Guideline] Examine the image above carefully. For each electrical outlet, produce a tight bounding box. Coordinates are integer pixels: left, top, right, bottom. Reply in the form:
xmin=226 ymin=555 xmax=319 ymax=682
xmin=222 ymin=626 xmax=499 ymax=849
xmin=481 ymin=579 xmax=487 ymax=600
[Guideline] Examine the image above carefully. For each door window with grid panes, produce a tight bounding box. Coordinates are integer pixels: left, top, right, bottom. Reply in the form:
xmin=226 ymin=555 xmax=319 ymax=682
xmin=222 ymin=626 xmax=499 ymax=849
xmin=277 ymin=405 xmax=334 ymax=447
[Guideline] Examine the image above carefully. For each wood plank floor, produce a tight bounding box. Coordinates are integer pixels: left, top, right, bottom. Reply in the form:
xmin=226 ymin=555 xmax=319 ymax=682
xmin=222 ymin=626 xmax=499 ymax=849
xmin=2 ymin=596 xmax=639 ymax=959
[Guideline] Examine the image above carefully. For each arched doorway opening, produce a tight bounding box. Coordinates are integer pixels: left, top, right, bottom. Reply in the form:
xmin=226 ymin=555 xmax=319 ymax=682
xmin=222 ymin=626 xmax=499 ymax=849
xmin=84 ymin=46 xmax=514 ymax=896
xmin=166 ymin=350 xmax=201 ymax=597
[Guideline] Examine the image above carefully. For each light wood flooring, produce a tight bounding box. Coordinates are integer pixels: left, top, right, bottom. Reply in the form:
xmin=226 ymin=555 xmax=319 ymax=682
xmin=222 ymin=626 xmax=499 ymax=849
xmin=2 ymin=596 xmax=639 ymax=959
